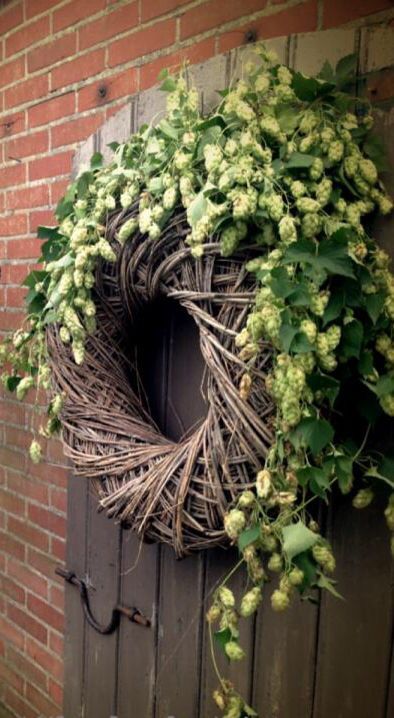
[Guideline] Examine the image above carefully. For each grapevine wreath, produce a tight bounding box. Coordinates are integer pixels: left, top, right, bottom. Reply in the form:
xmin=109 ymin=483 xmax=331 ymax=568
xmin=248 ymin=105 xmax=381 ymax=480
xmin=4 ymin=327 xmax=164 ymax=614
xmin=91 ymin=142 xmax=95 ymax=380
xmin=2 ymin=45 xmax=394 ymax=716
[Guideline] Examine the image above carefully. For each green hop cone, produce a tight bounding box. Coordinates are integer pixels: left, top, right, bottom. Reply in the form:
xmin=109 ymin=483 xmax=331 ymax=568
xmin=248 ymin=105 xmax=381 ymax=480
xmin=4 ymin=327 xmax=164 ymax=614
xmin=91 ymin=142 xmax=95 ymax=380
xmin=271 ymin=589 xmax=290 ymax=612
xmin=240 ymin=587 xmax=262 ymax=617
xmin=29 ymin=440 xmax=42 ymax=464
xmin=224 ymin=509 xmax=246 ymax=540
xmin=224 ymin=641 xmax=245 ymax=662
xmin=352 ymin=488 xmax=374 ymax=509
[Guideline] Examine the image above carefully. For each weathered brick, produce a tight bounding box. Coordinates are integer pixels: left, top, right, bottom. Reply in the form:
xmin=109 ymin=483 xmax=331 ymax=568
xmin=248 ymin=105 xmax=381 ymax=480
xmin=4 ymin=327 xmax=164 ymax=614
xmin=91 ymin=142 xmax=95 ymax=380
xmin=0 ymin=213 xmax=27 ymax=236
xmin=6 ymin=470 xmax=49 ymax=506
xmin=108 ymin=17 xmax=176 ymax=67
xmin=79 ymin=1 xmax=139 ymax=50
xmin=323 ymin=0 xmax=392 ymax=28
xmin=180 ymin=0 xmax=268 ymax=40
xmin=28 ymin=33 xmax=77 ymax=73
xmin=141 ymin=0 xmax=190 ymax=22
xmin=29 ymin=208 xmax=56 ymax=233
xmin=0 ymin=163 xmax=26 ymax=189
xmin=27 ymin=594 xmax=65 ymax=633
xmin=5 ymin=74 xmax=49 ymax=109
xmin=2 ymin=687 xmax=38 ymax=718
xmin=7 ymin=603 xmax=47 ymax=645
xmin=26 ymin=677 xmax=61 ymax=716
xmin=0 ymin=56 xmax=25 ymax=90
xmin=140 ymin=37 xmax=216 ymax=90
xmin=51 ymin=47 xmax=105 ymax=91
xmin=0 ymin=2 xmax=23 ymax=34
xmin=7 ymin=558 xmax=48 ymax=600
xmin=26 ymin=637 xmax=64 ymax=682
xmin=26 ymin=0 xmax=60 ymax=19
xmin=219 ymin=0 xmax=318 ymax=52
xmin=0 ymin=658 xmax=24 ymax=694
xmin=0 ymin=111 xmax=26 ymax=139
xmin=78 ymin=67 xmax=139 ymax=111
xmin=0 ymin=488 xmax=25 ymax=516
xmin=7 ymin=646 xmax=48 ymax=692
xmin=6 ymin=15 xmax=50 ymax=57
xmin=51 ymin=111 xmax=104 ymax=148
xmin=6 ymin=182 xmax=49 ymax=210
xmin=54 ymin=0 xmax=106 ymax=32
xmin=28 ymin=503 xmax=66 ymax=538
xmin=6 ymin=238 xmax=43 ymax=260
xmin=0 ymin=616 xmax=25 ymax=650
xmin=28 ymin=91 xmax=75 ymax=129
xmin=6 ymin=130 xmax=49 ymax=161
xmin=8 ymin=516 xmax=50 ymax=553
xmin=29 ymin=150 xmax=73 ymax=181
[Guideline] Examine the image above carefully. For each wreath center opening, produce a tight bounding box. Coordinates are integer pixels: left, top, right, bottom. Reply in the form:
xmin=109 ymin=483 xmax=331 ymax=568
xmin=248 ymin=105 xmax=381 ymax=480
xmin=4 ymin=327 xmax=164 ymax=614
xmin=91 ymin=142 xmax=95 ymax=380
xmin=133 ymin=296 xmax=207 ymax=442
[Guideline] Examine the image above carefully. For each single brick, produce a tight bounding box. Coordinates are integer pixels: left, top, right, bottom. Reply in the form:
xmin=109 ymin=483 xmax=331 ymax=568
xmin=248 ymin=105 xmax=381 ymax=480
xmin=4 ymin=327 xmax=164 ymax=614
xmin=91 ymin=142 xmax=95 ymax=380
xmin=28 ymin=503 xmax=66 ymax=538
xmin=7 ymin=603 xmax=48 ymax=645
xmin=0 ymin=163 xmax=25 ymax=189
xmin=0 ymin=659 xmax=24 ymax=694
xmin=6 ymin=238 xmax=43 ymax=260
xmin=6 ymin=130 xmax=49 ymax=161
xmin=5 ymin=74 xmax=49 ymax=110
xmin=28 ymin=33 xmax=77 ymax=73
xmin=7 ymin=645 xmax=48 ymax=692
xmin=6 ymin=15 xmax=50 ymax=57
xmin=28 ymin=92 xmax=75 ymax=129
xmin=108 ymin=17 xmax=176 ymax=67
xmin=53 ymin=0 xmax=106 ymax=32
xmin=323 ymin=0 xmax=392 ymax=28
xmin=3 ymin=687 xmax=38 ymax=718
xmin=7 ymin=558 xmax=48 ymax=600
xmin=140 ymin=37 xmax=216 ymax=90
xmin=51 ymin=111 xmax=104 ymax=148
xmin=8 ymin=516 xmax=50 ymax=554
xmin=180 ymin=0 xmax=268 ymax=40
xmin=141 ymin=0 xmax=190 ymax=22
xmin=27 ymin=594 xmax=65 ymax=633
xmin=26 ymin=681 xmax=61 ymax=715
xmin=29 ymin=151 xmax=73 ymax=181
xmin=0 ymin=574 xmax=25 ymax=604
xmin=26 ymin=636 xmax=64 ymax=682
xmin=0 ymin=213 xmax=27 ymax=236
xmin=219 ymin=0 xmax=318 ymax=52
xmin=0 ymin=2 xmax=23 ymax=34
xmin=51 ymin=47 xmax=105 ymax=91
xmin=79 ymin=1 xmax=139 ymax=50
xmin=6 ymin=183 xmax=49 ymax=210
xmin=78 ymin=67 xmax=139 ymax=112
xmin=0 ymin=56 xmax=25 ymax=90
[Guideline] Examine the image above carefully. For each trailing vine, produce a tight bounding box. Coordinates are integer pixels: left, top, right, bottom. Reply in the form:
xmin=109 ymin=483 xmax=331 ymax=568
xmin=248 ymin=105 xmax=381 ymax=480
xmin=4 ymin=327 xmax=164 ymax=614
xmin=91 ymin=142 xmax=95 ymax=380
xmin=1 ymin=44 xmax=394 ymax=716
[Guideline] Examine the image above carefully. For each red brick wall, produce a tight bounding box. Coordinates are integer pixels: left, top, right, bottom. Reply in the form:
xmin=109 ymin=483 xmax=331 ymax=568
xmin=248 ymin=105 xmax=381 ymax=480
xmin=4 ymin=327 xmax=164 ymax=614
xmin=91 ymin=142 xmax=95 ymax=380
xmin=0 ymin=1 xmax=393 ymax=716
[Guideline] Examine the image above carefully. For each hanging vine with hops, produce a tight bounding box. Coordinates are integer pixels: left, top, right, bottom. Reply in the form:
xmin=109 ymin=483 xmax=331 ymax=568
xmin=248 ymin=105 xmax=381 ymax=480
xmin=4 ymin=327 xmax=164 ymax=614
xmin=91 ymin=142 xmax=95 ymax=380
xmin=1 ymin=44 xmax=394 ymax=716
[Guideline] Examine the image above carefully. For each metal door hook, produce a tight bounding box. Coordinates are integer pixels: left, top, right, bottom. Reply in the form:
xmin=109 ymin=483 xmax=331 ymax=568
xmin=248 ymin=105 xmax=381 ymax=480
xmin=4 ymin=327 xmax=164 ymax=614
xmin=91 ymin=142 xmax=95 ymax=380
xmin=55 ymin=566 xmax=151 ymax=634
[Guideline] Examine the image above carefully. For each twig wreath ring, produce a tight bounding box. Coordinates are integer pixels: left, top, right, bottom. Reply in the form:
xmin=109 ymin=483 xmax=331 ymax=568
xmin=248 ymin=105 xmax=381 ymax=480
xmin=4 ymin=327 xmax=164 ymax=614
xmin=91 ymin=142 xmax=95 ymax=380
xmin=48 ymin=207 xmax=275 ymax=556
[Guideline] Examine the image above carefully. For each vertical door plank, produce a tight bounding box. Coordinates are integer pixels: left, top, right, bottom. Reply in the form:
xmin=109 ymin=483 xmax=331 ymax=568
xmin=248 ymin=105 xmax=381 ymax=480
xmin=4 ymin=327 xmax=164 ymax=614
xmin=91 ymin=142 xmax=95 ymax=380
xmin=83 ymin=494 xmax=122 ymax=718
xmin=155 ymin=548 xmax=205 ymax=718
xmin=63 ymin=476 xmax=88 ymax=718
xmin=117 ymin=532 xmax=159 ymax=718
xmin=386 ymin=640 xmax=394 ymax=718
xmin=252 ymin=588 xmax=318 ymax=717
xmin=198 ymin=547 xmax=255 ymax=718
xmin=313 ymin=497 xmax=392 ymax=718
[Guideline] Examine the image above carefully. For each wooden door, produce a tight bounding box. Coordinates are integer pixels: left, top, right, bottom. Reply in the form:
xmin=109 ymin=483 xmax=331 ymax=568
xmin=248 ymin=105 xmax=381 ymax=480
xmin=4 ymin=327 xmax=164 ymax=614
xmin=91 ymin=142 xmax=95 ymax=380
xmin=63 ymin=33 xmax=394 ymax=718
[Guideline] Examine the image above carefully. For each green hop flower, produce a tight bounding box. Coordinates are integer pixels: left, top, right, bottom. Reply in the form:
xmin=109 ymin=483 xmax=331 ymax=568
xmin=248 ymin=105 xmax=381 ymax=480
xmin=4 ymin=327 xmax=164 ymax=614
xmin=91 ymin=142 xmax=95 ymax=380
xmin=224 ymin=509 xmax=246 ymax=540
xmin=29 ymin=440 xmax=42 ymax=464
xmin=240 ymin=587 xmax=262 ymax=617
xmin=352 ymin=488 xmax=374 ymax=509
xmin=225 ymin=641 xmax=245 ymax=662
xmin=271 ymin=589 xmax=290 ymax=612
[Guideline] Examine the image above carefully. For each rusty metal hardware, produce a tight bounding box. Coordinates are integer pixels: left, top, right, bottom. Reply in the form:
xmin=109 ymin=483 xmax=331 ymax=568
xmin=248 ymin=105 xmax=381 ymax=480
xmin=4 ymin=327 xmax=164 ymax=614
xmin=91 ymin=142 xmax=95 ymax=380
xmin=55 ymin=566 xmax=150 ymax=634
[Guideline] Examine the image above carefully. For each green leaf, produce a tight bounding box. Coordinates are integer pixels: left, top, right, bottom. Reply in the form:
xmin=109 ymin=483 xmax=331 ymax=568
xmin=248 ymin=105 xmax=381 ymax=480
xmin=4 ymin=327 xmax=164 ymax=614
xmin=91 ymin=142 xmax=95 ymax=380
xmin=22 ymin=270 xmax=48 ymax=289
xmin=291 ymin=332 xmax=314 ymax=354
xmin=270 ymin=268 xmax=294 ymax=298
xmin=160 ymin=76 xmax=178 ymax=92
xmin=214 ymin=628 xmax=232 ymax=652
xmin=107 ymin=141 xmax=120 ymax=152
xmin=196 ymin=125 xmax=223 ymax=160
xmin=340 ymin=319 xmax=363 ymax=359
xmin=159 ymin=119 xmax=179 ymax=140
xmin=196 ymin=115 xmax=226 ymax=131
xmin=186 ymin=191 xmax=208 ymax=228
xmin=238 ymin=524 xmax=260 ymax=552
xmin=282 ymin=522 xmax=319 ymax=561
xmin=307 ymin=373 xmax=340 ymax=406
xmin=317 ymin=234 xmax=355 ymax=278
xmin=293 ymin=551 xmax=317 ymax=592
xmin=90 ymin=152 xmax=103 ymax=170
xmin=358 ymin=350 xmax=374 ymax=377
xmin=27 ymin=293 xmax=46 ymax=315
xmin=283 ymin=239 xmax=316 ymax=265
xmin=289 ymin=417 xmax=334 ymax=455
xmin=363 ymin=133 xmax=388 ymax=172
xmin=335 ymin=454 xmax=353 ymax=494
xmin=285 ymin=152 xmax=316 ymax=169
xmin=292 ymin=72 xmax=334 ymax=101
xmin=279 ymin=323 xmax=298 ymax=353
xmin=365 ymin=455 xmax=394 ymax=488
xmin=276 ymin=105 xmax=300 ymax=134
xmin=318 ymin=60 xmax=335 ymax=83
xmin=364 ymin=292 xmax=385 ymax=324
xmin=323 ymin=289 xmax=344 ymax=324
xmin=316 ymin=572 xmax=344 ymax=599
xmin=369 ymin=373 xmax=394 ymax=398
xmin=296 ymin=466 xmax=330 ymax=497
xmin=37 ymin=225 xmax=61 ymax=241
xmin=335 ymin=53 xmax=357 ymax=88
xmin=5 ymin=376 xmax=22 ymax=392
